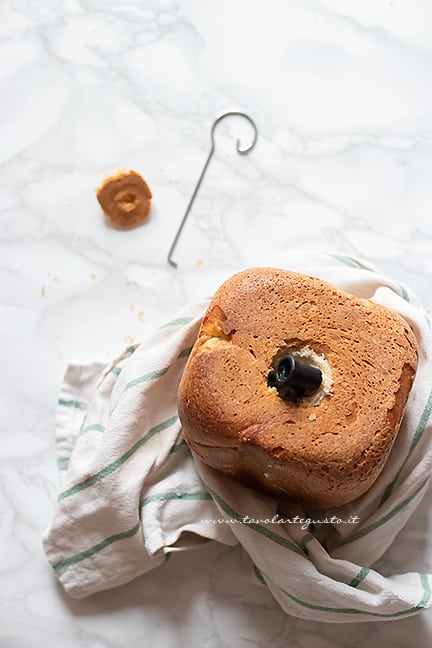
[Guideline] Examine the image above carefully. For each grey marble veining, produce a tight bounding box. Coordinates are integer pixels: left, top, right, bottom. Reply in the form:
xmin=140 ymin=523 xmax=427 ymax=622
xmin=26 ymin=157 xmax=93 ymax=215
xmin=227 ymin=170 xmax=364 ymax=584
xmin=2 ymin=0 xmax=432 ymax=645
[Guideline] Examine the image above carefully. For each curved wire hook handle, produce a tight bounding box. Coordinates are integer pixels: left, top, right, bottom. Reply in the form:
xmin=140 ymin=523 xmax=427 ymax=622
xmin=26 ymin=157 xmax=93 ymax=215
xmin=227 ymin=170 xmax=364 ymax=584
xmin=167 ymin=110 xmax=258 ymax=268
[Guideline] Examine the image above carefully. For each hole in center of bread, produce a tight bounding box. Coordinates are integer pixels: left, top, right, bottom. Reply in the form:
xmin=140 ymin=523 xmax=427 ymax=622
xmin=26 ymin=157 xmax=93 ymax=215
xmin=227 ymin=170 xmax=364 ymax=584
xmin=115 ymin=190 xmax=138 ymax=212
xmin=268 ymin=345 xmax=333 ymax=407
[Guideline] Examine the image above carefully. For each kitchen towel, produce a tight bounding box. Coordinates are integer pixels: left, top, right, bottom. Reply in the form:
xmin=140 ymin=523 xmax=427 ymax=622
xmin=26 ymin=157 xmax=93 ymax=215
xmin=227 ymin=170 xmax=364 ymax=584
xmin=43 ymin=250 xmax=432 ymax=622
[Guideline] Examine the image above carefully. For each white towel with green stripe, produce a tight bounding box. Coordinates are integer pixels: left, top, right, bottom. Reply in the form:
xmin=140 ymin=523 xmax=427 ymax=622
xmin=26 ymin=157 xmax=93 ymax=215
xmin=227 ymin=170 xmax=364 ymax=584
xmin=43 ymin=250 xmax=432 ymax=622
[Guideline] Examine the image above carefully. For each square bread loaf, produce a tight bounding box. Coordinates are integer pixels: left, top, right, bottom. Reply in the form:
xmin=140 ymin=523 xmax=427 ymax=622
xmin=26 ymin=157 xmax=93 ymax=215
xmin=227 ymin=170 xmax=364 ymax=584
xmin=177 ymin=268 xmax=418 ymax=508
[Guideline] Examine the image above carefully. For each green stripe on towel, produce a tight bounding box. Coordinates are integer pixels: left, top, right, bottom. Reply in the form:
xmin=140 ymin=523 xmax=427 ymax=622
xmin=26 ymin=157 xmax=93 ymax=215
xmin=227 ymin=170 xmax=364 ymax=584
xmin=347 ymin=476 xmax=430 ymax=544
xmin=170 ymin=439 xmax=188 ymax=453
xmin=109 ymin=367 xmax=170 ymax=415
xmin=52 ymin=495 xmax=212 ymax=574
xmin=159 ymin=317 xmax=195 ymax=329
xmin=124 ymin=367 xmax=169 ymax=391
xmin=253 ymin=563 xmax=266 ymax=585
xmin=329 ymin=254 xmax=361 ymax=269
xmin=58 ymin=399 xmax=87 ymax=410
xmin=80 ymin=423 xmax=105 ymax=435
xmin=280 ymin=572 xmax=430 ymax=618
xmin=348 ymin=567 xmax=370 ymax=588
xmin=381 ymin=385 xmax=432 ymax=504
xmin=300 ymin=533 xmax=314 ymax=550
xmin=58 ymin=415 xmax=179 ymax=501
xmin=254 ymin=566 xmax=431 ymax=618
xmin=53 ymin=521 xmax=141 ymax=573
xmin=208 ymin=489 xmax=305 ymax=557
xmin=398 ymin=283 xmax=410 ymax=302
xmin=57 ymin=457 xmax=70 ymax=470
xmin=177 ymin=346 xmax=193 ymax=359
xmin=140 ymin=491 xmax=212 ymax=507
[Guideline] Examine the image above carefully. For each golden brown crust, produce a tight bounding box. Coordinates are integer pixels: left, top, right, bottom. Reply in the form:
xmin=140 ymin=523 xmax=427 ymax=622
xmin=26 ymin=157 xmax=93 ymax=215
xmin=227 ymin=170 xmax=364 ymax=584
xmin=96 ymin=170 xmax=152 ymax=229
xmin=178 ymin=268 xmax=418 ymax=508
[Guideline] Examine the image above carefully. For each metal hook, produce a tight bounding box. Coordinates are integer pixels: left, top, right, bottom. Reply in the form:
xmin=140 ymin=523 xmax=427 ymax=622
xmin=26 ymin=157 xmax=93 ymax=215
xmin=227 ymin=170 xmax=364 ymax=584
xmin=167 ymin=110 xmax=258 ymax=268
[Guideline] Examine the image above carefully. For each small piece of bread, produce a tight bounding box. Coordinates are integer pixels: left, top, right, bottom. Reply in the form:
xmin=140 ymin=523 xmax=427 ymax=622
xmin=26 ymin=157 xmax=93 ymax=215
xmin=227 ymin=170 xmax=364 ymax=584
xmin=178 ymin=268 xmax=418 ymax=508
xmin=96 ymin=170 xmax=152 ymax=229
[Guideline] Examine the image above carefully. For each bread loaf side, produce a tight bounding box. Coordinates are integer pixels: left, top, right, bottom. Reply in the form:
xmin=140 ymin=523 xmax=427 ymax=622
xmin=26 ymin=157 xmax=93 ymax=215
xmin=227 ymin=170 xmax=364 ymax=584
xmin=178 ymin=268 xmax=418 ymax=508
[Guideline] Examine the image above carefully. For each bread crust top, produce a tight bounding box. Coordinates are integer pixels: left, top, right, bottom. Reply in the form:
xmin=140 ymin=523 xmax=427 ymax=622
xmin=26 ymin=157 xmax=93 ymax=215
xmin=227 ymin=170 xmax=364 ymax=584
xmin=178 ymin=268 xmax=418 ymax=507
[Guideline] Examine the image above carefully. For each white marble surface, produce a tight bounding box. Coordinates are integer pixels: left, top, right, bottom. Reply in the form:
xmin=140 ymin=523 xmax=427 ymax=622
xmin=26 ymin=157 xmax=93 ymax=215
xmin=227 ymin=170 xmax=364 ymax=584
xmin=2 ymin=0 xmax=432 ymax=645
